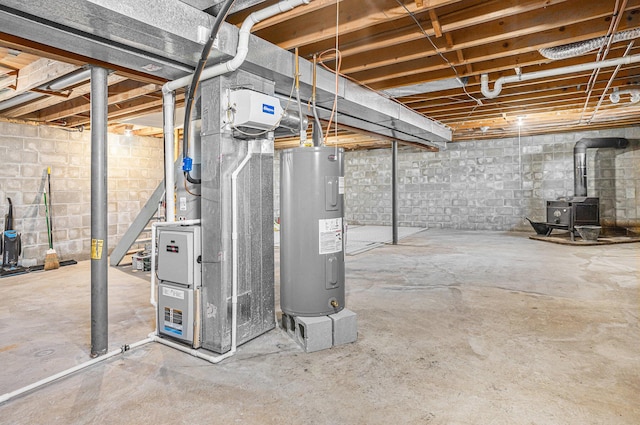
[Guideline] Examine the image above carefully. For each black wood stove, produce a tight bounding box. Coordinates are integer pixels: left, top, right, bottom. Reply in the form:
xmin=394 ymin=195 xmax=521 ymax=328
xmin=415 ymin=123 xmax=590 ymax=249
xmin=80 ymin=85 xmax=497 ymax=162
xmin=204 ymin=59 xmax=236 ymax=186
xmin=546 ymin=197 xmax=599 ymax=239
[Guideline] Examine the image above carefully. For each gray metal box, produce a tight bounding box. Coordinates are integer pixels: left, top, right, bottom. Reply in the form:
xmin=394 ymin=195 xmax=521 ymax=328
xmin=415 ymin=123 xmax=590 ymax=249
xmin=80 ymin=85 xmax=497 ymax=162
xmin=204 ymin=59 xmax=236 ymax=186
xmin=157 ymin=225 xmax=201 ymax=287
xmin=158 ymin=282 xmax=195 ymax=343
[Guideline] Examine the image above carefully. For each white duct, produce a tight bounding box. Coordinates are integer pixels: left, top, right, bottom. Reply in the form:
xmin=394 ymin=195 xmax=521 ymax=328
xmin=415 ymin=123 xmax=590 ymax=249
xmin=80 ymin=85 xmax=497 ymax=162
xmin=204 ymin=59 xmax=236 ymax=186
xmin=481 ymin=53 xmax=640 ymax=99
xmin=539 ymin=28 xmax=640 ymax=60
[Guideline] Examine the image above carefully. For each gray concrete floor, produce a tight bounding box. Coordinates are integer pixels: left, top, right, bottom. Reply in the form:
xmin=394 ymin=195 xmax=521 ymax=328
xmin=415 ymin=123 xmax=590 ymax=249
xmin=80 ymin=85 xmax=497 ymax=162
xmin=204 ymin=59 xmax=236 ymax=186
xmin=0 ymin=229 xmax=638 ymax=424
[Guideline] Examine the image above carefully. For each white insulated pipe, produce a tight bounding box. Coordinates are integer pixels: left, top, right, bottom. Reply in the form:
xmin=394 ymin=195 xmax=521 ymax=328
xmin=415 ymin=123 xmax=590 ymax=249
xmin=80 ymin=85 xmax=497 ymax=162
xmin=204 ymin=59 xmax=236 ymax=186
xmin=163 ymin=0 xmax=311 ymax=94
xmin=149 ymin=332 xmax=236 ymax=364
xmin=480 ymin=54 xmax=640 ymax=99
xmin=162 ymin=91 xmax=177 ymax=222
xmin=162 ymin=0 xmax=310 ymax=224
xmin=0 ymin=337 xmax=153 ymax=404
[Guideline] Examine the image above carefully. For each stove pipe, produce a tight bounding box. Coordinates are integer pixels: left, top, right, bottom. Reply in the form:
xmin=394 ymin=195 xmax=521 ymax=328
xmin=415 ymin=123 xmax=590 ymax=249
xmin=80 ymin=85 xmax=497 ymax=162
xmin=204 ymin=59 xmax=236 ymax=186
xmin=573 ymin=137 xmax=628 ymax=196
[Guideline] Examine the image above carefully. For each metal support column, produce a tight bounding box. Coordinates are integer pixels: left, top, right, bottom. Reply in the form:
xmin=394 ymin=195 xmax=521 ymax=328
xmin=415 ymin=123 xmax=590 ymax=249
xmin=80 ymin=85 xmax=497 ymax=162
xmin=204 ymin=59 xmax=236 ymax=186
xmin=391 ymin=141 xmax=398 ymax=245
xmin=90 ymin=66 xmax=109 ymax=357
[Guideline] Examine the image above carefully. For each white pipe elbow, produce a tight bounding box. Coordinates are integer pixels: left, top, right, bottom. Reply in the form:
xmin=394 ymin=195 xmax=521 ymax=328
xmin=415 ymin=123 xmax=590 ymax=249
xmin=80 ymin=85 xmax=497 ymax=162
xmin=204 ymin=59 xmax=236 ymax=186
xmin=480 ymin=74 xmax=502 ymax=99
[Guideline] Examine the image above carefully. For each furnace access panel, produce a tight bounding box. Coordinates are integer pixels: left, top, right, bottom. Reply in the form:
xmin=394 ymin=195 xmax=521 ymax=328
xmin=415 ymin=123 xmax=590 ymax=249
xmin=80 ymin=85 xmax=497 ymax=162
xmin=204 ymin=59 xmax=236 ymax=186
xmin=157 ymin=225 xmax=201 ymax=345
xmin=157 ymin=226 xmax=201 ymax=287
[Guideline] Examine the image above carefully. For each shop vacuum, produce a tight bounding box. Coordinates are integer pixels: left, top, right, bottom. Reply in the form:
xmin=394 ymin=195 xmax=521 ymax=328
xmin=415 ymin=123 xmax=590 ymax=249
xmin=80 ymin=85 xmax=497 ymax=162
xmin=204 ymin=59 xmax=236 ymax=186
xmin=1 ymin=198 xmax=26 ymax=277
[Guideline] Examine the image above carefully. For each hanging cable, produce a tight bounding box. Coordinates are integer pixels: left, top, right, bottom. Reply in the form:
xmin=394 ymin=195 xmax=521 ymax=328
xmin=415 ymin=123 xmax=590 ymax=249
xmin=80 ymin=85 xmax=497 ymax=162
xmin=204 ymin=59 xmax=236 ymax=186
xmin=311 ymin=54 xmax=323 ymax=146
xmin=318 ymin=48 xmax=342 ymax=144
xmin=333 ymin=0 xmax=339 ymax=146
xmin=393 ymin=0 xmax=482 ymax=106
xmin=182 ymin=0 xmax=237 ymax=185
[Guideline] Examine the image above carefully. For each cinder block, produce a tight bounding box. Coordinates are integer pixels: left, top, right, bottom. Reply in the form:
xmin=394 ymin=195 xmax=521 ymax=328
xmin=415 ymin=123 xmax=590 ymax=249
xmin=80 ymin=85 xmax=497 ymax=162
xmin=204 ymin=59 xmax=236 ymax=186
xmin=330 ymin=308 xmax=357 ymax=346
xmin=281 ymin=313 xmax=296 ymax=339
xmin=294 ymin=315 xmax=332 ymax=353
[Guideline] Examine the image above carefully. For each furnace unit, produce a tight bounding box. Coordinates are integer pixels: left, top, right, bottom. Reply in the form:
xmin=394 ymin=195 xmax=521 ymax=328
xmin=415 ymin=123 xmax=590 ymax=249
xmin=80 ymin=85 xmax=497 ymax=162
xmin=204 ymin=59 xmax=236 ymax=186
xmin=157 ymin=225 xmax=201 ymax=346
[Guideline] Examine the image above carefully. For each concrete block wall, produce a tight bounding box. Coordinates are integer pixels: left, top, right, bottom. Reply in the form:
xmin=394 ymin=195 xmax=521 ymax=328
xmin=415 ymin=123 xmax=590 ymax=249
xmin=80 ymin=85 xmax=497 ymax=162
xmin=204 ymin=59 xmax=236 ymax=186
xmin=274 ymin=127 xmax=640 ymax=232
xmin=0 ymin=122 xmax=164 ymax=265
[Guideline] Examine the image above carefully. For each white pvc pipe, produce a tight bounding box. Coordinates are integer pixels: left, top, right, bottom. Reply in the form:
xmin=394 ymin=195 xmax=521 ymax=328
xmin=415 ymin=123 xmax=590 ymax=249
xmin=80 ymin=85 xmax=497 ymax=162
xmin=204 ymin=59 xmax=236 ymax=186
xmin=161 ymin=0 xmax=310 ymax=226
xmin=162 ymin=91 xmax=176 ymax=223
xmin=480 ymin=53 xmax=640 ymax=99
xmin=149 ymin=333 xmax=236 ymax=364
xmin=0 ymin=337 xmax=153 ymax=404
xmin=229 ymin=146 xmax=254 ymax=353
xmin=164 ymin=0 xmax=310 ymax=94
xmin=610 ymin=88 xmax=640 ymax=103
xmin=150 ymin=219 xmax=201 ymax=307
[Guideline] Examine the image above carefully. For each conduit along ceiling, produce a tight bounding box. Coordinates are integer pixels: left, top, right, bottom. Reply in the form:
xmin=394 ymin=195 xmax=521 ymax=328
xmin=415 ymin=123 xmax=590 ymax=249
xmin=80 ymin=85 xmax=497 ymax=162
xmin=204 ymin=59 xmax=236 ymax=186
xmin=1 ymin=0 xmax=640 ymax=150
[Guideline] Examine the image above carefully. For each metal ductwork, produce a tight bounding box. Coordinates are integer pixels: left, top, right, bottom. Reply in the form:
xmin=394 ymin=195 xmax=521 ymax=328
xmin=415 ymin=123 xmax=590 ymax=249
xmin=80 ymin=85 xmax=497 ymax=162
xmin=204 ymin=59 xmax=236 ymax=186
xmin=573 ymin=137 xmax=629 ymax=196
xmin=539 ymin=28 xmax=640 ymax=60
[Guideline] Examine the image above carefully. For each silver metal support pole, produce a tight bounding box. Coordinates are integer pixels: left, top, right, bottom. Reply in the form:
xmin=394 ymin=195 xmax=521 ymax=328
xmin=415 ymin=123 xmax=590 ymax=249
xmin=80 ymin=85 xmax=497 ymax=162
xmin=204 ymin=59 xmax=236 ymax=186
xmin=391 ymin=141 xmax=398 ymax=245
xmin=90 ymin=66 xmax=109 ymax=357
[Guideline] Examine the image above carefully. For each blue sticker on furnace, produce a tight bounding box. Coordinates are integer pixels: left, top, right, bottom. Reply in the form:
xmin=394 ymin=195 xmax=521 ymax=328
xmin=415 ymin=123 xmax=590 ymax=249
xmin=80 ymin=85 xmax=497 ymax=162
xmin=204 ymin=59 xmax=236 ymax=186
xmin=262 ymin=103 xmax=275 ymax=115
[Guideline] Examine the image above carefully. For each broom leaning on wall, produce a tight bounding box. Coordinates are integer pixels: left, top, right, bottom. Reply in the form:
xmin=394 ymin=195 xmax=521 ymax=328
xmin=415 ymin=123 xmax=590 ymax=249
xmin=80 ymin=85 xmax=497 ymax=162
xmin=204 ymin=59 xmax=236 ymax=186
xmin=43 ymin=167 xmax=59 ymax=271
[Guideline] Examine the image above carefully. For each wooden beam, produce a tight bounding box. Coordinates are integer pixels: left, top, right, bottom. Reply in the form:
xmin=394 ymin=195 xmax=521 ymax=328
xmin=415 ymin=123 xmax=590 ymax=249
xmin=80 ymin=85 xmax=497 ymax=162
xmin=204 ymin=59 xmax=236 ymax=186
xmin=36 ymin=81 xmax=160 ymax=122
xmin=299 ymin=0 xmax=568 ymax=60
xmin=3 ymin=74 xmax=127 ymax=118
xmin=340 ymin=3 xmax=640 ymax=77
xmin=250 ymin=0 xmax=343 ymax=32
xmin=428 ymin=9 xmax=443 ymax=37
xmin=0 ymin=58 xmax=78 ymax=102
xmin=0 ymin=32 xmax=169 ymax=85
xmin=65 ymin=94 xmax=185 ymax=128
xmin=0 ymin=69 xmax=18 ymax=91
xmin=264 ymin=0 xmax=464 ymax=50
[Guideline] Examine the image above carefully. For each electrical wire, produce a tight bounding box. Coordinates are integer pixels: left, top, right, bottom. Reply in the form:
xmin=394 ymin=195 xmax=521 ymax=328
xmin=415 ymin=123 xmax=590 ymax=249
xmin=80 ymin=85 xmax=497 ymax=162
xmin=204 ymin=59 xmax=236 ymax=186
xmin=184 ymin=178 xmax=200 ymax=197
xmin=333 ymin=0 xmax=339 ymax=144
xmin=393 ymin=0 xmax=482 ymax=106
xmin=318 ymin=48 xmax=342 ymax=144
xmin=182 ymin=0 xmax=237 ymax=185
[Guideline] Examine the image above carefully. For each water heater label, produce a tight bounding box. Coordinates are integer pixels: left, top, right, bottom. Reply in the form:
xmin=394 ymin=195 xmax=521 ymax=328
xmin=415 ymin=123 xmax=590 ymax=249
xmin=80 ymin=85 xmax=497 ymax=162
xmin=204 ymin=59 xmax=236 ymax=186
xmin=338 ymin=177 xmax=345 ymax=194
xmin=319 ymin=218 xmax=343 ymax=255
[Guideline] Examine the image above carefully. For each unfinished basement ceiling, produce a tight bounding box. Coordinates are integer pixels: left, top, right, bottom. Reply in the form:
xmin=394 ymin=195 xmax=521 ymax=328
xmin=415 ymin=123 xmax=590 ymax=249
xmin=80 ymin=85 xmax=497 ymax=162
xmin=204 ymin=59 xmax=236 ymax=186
xmin=1 ymin=0 xmax=640 ymax=149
